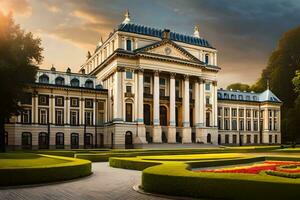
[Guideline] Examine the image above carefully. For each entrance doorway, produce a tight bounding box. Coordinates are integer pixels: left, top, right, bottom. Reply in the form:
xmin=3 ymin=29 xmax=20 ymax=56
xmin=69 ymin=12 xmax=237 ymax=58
xmin=125 ymin=131 xmax=133 ymax=149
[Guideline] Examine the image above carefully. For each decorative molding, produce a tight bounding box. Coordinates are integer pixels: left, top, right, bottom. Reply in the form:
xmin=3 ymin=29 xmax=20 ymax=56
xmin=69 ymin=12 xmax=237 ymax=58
xmin=212 ymin=81 xmax=218 ymax=86
xmin=116 ymin=66 xmax=125 ymax=72
xmin=170 ymin=72 xmax=176 ymax=79
xmin=154 ymin=70 xmax=160 ymax=76
xmin=184 ymin=74 xmax=189 ymax=81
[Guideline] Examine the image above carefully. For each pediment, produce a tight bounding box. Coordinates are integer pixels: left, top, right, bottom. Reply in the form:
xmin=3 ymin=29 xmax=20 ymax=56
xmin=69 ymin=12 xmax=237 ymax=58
xmin=135 ymin=40 xmax=202 ymax=63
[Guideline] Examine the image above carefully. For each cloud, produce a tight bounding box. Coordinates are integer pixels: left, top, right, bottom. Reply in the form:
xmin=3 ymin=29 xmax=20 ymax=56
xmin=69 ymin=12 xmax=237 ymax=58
xmin=0 ymin=0 xmax=32 ymax=16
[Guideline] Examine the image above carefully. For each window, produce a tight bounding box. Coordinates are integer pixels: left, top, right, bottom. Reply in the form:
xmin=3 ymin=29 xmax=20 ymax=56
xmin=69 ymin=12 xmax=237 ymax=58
xmin=247 ymin=135 xmax=251 ymax=144
xmin=254 ymin=110 xmax=258 ymax=118
xmin=85 ymin=99 xmax=93 ymax=108
xmin=224 ymin=93 xmax=229 ymax=99
xmin=55 ymin=96 xmax=64 ymax=107
xmin=97 ymin=101 xmax=105 ymax=125
xmin=70 ymin=78 xmax=80 ymax=87
xmin=22 ymin=109 xmax=31 ymax=124
xmin=71 ymin=133 xmax=79 ymax=149
xmin=85 ymin=111 xmax=93 ymax=126
xmin=70 ymin=97 xmax=79 ymax=107
xmin=39 ymin=109 xmax=48 ymax=124
xmin=85 ymin=80 xmax=94 ymax=88
xmin=70 ymin=110 xmax=79 ymax=125
xmin=247 ymin=120 xmax=251 ymax=131
xmin=246 ymin=109 xmax=251 ymax=117
xmin=224 ymin=119 xmax=229 ymax=130
xmin=126 ymin=70 xmax=133 ymax=79
xmin=269 ymin=135 xmax=272 ymax=143
xmin=254 ymin=120 xmax=258 ymax=131
xmin=269 ymin=119 xmax=272 ymax=130
xmin=38 ymin=95 xmax=49 ymax=105
xmin=232 ymin=135 xmax=237 ymax=144
xmin=225 ymin=135 xmax=229 ymax=144
xmin=126 ymin=85 xmax=132 ymax=93
xmin=238 ymin=95 xmax=243 ymax=100
xmin=84 ymin=133 xmax=93 ymax=147
xmin=231 ymin=94 xmax=236 ymax=100
xmin=239 ymin=109 xmax=244 ymax=117
xmin=189 ymin=83 xmax=193 ymax=99
xmin=126 ymin=39 xmax=132 ymax=51
xmin=55 ymin=77 xmax=65 ymax=85
xmin=39 ymin=74 xmax=49 ymax=83
xmin=144 ymin=104 xmax=151 ymax=125
xmin=39 ymin=132 xmax=49 ymax=149
xmin=253 ymin=96 xmax=258 ymax=101
xmin=55 ymin=109 xmax=64 ymax=125
xmin=232 ymin=108 xmax=237 ymax=117
xmin=22 ymin=132 xmax=32 ymax=149
xmin=144 ymin=75 xmax=151 ymax=83
xmin=207 ymin=133 xmax=211 ymax=143
xmin=175 ymin=79 xmax=180 ymax=98
xmin=240 ymin=120 xmax=244 ymax=130
xmin=159 ymin=78 xmax=166 ymax=96
xmin=144 ymin=75 xmax=151 ymax=94
xmin=160 ymin=106 xmax=168 ymax=126
xmin=125 ymin=103 xmax=133 ymax=122
xmin=224 ymin=108 xmax=229 ymax=117
xmin=205 ymin=54 xmax=209 ymax=64
xmin=56 ymin=132 xmax=64 ymax=149
xmin=232 ymin=119 xmax=237 ymax=130
xmin=205 ymin=83 xmax=210 ymax=91
xmin=218 ymin=107 xmax=222 ymax=116
xmin=206 ymin=96 xmax=210 ymax=105
xmin=246 ymin=95 xmax=250 ymax=101
xmin=254 ymin=135 xmax=258 ymax=143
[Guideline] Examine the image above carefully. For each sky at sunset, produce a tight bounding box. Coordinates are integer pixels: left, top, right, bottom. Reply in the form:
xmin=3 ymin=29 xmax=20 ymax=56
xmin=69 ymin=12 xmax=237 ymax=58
xmin=1 ymin=0 xmax=300 ymax=87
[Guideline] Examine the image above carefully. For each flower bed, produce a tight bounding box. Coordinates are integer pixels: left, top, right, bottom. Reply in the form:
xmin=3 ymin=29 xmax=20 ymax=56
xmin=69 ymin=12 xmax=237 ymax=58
xmin=195 ymin=161 xmax=300 ymax=175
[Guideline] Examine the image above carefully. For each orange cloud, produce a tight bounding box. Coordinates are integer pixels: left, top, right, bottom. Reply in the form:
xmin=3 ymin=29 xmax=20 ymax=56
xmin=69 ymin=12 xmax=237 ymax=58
xmin=0 ymin=0 xmax=32 ymax=16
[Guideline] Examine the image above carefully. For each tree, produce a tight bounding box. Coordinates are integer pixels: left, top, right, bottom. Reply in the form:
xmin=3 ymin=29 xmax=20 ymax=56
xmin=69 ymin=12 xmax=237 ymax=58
xmin=226 ymin=83 xmax=251 ymax=92
xmin=0 ymin=12 xmax=43 ymax=152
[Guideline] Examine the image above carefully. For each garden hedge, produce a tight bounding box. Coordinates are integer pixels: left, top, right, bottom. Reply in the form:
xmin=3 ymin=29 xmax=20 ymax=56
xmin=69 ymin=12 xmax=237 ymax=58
xmin=0 ymin=154 xmax=92 ymax=186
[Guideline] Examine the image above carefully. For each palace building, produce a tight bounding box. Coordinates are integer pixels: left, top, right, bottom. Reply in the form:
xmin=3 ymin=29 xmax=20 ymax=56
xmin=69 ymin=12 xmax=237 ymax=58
xmin=4 ymin=11 xmax=282 ymax=149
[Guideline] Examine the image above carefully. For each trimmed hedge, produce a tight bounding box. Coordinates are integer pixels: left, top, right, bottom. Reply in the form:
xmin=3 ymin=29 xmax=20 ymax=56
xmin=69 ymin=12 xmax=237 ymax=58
xmin=0 ymin=154 xmax=92 ymax=186
xmin=141 ymin=156 xmax=300 ymax=200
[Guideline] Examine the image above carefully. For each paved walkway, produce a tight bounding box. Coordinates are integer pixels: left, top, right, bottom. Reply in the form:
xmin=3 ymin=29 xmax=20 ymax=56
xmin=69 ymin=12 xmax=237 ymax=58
xmin=0 ymin=163 xmax=170 ymax=200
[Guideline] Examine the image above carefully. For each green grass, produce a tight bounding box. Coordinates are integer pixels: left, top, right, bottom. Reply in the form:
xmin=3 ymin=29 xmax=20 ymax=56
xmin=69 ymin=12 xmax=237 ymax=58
xmin=0 ymin=153 xmax=92 ymax=186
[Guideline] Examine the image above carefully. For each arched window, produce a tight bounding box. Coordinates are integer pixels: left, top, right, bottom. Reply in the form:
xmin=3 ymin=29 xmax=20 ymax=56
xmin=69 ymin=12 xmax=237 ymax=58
xmin=207 ymin=133 xmax=211 ymax=143
xmin=70 ymin=78 xmax=80 ymax=87
xmin=84 ymin=133 xmax=93 ymax=148
xmin=125 ymin=103 xmax=133 ymax=122
xmin=39 ymin=132 xmax=49 ymax=149
xmin=224 ymin=93 xmax=229 ymax=99
xmin=126 ymin=39 xmax=132 ymax=51
xmin=160 ymin=106 xmax=168 ymax=126
xmin=55 ymin=77 xmax=65 ymax=85
xmin=144 ymin=104 xmax=151 ymax=125
xmin=205 ymin=54 xmax=209 ymax=64
xmin=71 ymin=133 xmax=79 ymax=149
xmin=56 ymin=132 xmax=64 ymax=149
xmin=5 ymin=131 xmax=8 ymax=145
xmin=85 ymin=80 xmax=94 ymax=88
xmin=217 ymin=93 xmax=222 ymax=99
xmin=231 ymin=94 xmax=236 ymax=100
xmin=39 ymin=74 xmax=49 ymax=84
xmin=238 ymin=95 xmax=243 ymax=100
xmin=22 ymin=132 xmax=32 ymax=149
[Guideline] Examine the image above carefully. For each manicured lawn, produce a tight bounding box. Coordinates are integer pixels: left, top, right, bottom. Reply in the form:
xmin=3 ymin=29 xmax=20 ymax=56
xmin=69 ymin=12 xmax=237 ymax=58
xmin=0 ymin=153 xmax=69 ymax=168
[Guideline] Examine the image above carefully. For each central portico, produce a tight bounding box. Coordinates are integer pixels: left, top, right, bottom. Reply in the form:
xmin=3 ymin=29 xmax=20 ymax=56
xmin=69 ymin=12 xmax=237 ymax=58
xmin=80 ymin=11 xmax=220 ymax=148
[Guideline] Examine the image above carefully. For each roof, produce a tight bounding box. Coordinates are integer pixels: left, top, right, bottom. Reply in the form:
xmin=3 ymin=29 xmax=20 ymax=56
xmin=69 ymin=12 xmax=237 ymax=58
xmin=117 ymin=23 xmax=214 ymax=49
xmin=217 ymin=89 xmax=281 ymax=103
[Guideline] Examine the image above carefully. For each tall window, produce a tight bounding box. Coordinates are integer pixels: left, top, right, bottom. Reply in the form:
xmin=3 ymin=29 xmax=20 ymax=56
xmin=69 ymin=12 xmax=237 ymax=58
xmin=125 ymin=70 xmax=133 ymax=79
xmin=85 ymin=111 xmax=93 ymax=126
xmin=189 ymin=83 xmax=193 ymax=100
xmin=39 ymin=109 xmax=48 ymax=124
xmin=70 ymin=110 xmax=79 ymax=125
xmin=55 ymin=109 xmax=64 ymax=125
xmin=55 ymin=77 xmax=65 ymax=85
xmin=38 ymin=95 xmax=49 ymax=105
xmin=232 ymin=119 xmax=237 ymax=130
xmin=144 ymin=104 xmax=151 ymax=125
xmin=205 ymin=54 xmax=209 ymax=64
xmin=56 ymin=132 xmax=64 ymax=149
xmin=126 ymin=85 xmax=132 ymax=93
xmin=70 ymin=97 xmax=79 ymax=107
xmin=22 ymin=132 xmax=32 ymax=149
xmin=240 ymin=120 xmax=244 ymax=131
xmin=224 ymin=119 xmax=229 ymax=130
xmin=159 ymin=78 xmax=166 ymax=96
xmin=125 ymin=103 xmax=133 ymax=122
xmin=55 ymin=96 xmax=64 ymax=107
xmin=160 ymin=106 xmax=168 ymax=126
xmin=232 ymin=108 xmax=237 ymax=117
xmin=39 ymin=132 xmax=49 ymax=149
xmin=70 ymin=78 xmax=80 ymax=87
xmin=254 ymin=120 xmax=258 ymax=131
xmin=206 ymin=112 xmax=210 ymax=127
xmin=206 ymin=96 xmax=210 ymax=105
xmin=85 ymin=99 xmax=93 ymax=108
xmin=22 ymin=109 xmax=31 ymax=124
xmin=205 ymin=83 xmax=210 ymax=90
xmin=175 ymin=79 xmax=180 ymax=98
xmin=144 ymin=75 xmax=151 ymax=94
xmin=126 ymin=39 xmax=132 ymax=51
xmin=71 ymin=133 xmax=79 ymax=149
xmin=97 ymin=101 xmax=105 ymax=125
xmin=84 ymin=133 xmax=93 ymax=148
xmin=247 ymin=120 xmax=251 ymax=131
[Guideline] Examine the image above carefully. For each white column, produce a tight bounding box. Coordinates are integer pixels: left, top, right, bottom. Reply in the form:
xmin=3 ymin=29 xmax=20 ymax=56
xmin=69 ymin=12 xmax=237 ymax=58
xmin=237 ymin=107 xmax=240 ymax=131
xmin=64 ymin=96 xmax=68 ymax=124
xmin=213 ymin=81 xmax=218 ymax=127
xmin=264 ymin=108 xmax=268 ymax=131
xmin=182 ymin=75 xmax=191 ymax=143
xmin=244 ymin=107 xmax=247 ymax=131
xmin=168 ymin=73 xmax=176 ymax=143
xmin=222 ymin=107 xmax=225 ymax=130
xmin=31 ymin=94 xmax=35 ymax=124
xmin=152 ymin=70 xmax=162 ymax=143
xmin=182 ymin=75 xmax=190 ymax=127
xmin=34 ymin=94 xmax=38 ymax=124
xmin=199 ymin=79 xmax=205 ymax=127
xmin=194 ymin=80 xmax=200 ymax=127
xmin=81 ymin=98 xmax=85 ymax=125
xmin=272 ymin=110 xmax=275 ymax=131
xmin=113 ymin=67 xmax=123 ymax=122
xmin=229 ymin=107 xmax=232 ymax=130
xmin=250 ymin=108 xmax=254 ymax=131
xmin=278 ymin=109 xmax=281 ymax=132
xmin=137 ymin=69 xmax=144 ymax=124
xmin=49 ymin=95 xmax=53 ymax=124
xmin=93 ymin=99 xmax=96 ymax=125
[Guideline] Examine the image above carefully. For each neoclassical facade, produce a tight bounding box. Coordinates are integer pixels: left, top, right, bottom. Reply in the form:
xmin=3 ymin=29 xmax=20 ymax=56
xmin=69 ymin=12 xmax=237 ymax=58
xmin=4 ymin=12 xmax=281 ymax=149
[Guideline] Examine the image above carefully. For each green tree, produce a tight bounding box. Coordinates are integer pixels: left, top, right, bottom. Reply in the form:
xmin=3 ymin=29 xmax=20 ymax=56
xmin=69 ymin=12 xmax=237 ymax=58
xmin=227 ymin=83 xmax=251 ymax=92
xmin=252 ymin=26 xmax=300 ymax=142
xmin=0 ymin=12 xmax=43 ymax=152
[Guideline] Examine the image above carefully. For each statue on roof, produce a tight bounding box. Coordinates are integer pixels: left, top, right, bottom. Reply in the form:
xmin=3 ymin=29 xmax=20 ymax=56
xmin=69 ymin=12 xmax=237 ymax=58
xmin=122 ymin=9 xmax=131 ymax=24
xmin=86 ymin=51 xmax=92 ymax=60
xmin=194 ymin=25 xmax=200 ymax=38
